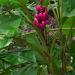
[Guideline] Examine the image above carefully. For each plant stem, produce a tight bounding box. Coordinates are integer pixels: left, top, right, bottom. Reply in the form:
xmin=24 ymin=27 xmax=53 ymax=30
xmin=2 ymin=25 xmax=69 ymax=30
xmin=43 ymin=51 xmax=55 ymax=75
xmin=58 ymin=0 xmax=66 ymax=75
xmin=37 ymin=29 xmax=55 ymax=75
xmin=49 ymin=0 xmax=59 ymax=25
xmin=49 ymin=28 xmax=75 ymax=31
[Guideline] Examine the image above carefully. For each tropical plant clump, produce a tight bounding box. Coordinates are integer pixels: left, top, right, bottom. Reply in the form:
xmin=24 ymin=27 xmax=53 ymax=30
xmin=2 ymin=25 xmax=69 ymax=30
xmin=0 ymin=0 xmax=75 ymax=75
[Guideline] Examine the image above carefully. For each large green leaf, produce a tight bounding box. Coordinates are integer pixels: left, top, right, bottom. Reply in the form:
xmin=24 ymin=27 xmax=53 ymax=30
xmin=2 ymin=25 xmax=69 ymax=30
xmin=62 ymin=0 xmax=75 ymax=17
xmin=0 ymin=49 xmax=38 ymax=75
xmin=0 ymin=15 xmax=21 ymax=36
xmin=2 ymin=50 xmax=35 ymax=65
xmin=62 ymin=17 xmax=75 ymax=36
xmin=62 ymin=18 xmax=73 ymax=36
xmin=0 ymin=60 xmax=37 ymax=75
xmin=0 ymin=0 xmax=8 ymax=5
xmin=18 ymin=64 xmax=38 ymax=75
xmin=0 ymin=0 xmax=19 ymax=8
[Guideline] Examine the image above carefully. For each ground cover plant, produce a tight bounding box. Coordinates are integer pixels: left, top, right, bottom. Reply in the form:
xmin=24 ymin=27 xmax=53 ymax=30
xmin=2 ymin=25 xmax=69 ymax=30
xmin=0 ymin=0 xmax=75 ymax=75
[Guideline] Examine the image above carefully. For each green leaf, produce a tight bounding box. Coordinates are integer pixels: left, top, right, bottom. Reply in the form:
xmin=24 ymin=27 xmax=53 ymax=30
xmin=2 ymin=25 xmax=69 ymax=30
xmin=62 ymin=17 xmax=75 ymax=36
xmin=2 ymin=50 xmax=35 ymax=65
xmin=62 ymin=0 xmax=75 ymax=17
xmin=42 ymin=0 xmax=49 ymax=6
xmin=0 ymin=62 xmax=33 ymax=75
xmin=0 ymin=15 xmax=21 ymax=37
xmin=52 ymin=45 xmax=62 ymax=75
xmin=0 ymin=0 xmax=8 ymax=5
xmin=22 ymin=0 xmax=29 ymax=4
xmin=70 ymin=40 xmax=75 ymax=61
xmin=62 ymin=18 xmax=73 ymax=36
xmin=0 ymin=37 xmax=12 ymax=49
xmin=19 ymin=64 xmax=38 ymax=75
xmin=0 ymin=0 xmax=18 ymax=7
xmin=25 ymin=33 xmax=43 ymax=50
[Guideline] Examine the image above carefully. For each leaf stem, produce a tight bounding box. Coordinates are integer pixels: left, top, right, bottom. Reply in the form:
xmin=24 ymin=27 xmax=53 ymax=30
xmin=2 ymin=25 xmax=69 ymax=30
xmin=49 ymin=28 xmax=75 ymax=31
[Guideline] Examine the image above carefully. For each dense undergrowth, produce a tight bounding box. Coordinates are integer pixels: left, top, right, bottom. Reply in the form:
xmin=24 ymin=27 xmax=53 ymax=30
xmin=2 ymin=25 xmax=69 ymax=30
xmin=0 ymin=0 xmax=75 ymax=75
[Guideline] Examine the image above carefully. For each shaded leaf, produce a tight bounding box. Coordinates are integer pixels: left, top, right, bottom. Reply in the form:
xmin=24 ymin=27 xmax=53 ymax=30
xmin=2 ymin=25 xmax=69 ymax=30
xmin=0 ymin=15 xmax=21 ymax=36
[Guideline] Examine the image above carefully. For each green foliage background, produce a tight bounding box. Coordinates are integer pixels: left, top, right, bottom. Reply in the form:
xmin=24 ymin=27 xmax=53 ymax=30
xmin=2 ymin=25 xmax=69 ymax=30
xmin=0 ymin=0 xmax=75 ymax=75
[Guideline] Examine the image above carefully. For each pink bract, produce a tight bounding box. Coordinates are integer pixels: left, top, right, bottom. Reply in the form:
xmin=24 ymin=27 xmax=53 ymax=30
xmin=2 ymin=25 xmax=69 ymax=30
xmin=41 ymin=21 xmax=46 ymax=27
xmin=34 ymin=4 xmax=48 ymax=29
xmin=42 ymin=12 xmax=47 ymax=20
xmin=33 ymin=18 xmax=39 ymax=26
xmin=38 ymin=13 xmax=43 ymax=20
xmin=35 ymin=5 xmax=42 ymax=11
